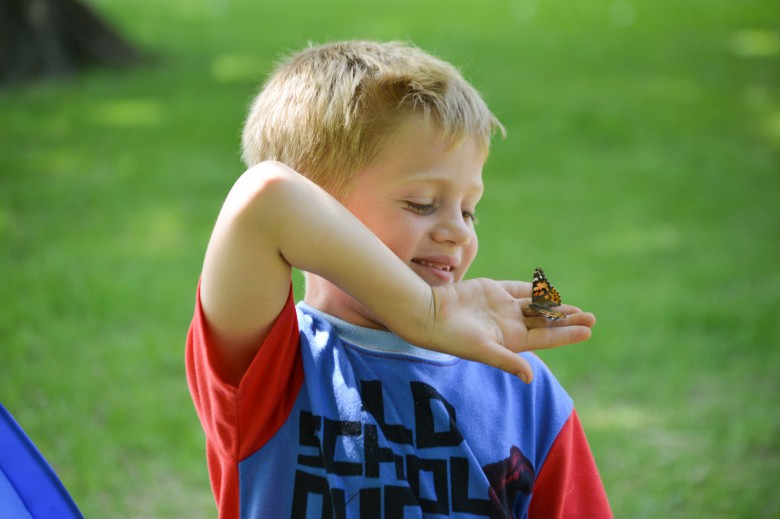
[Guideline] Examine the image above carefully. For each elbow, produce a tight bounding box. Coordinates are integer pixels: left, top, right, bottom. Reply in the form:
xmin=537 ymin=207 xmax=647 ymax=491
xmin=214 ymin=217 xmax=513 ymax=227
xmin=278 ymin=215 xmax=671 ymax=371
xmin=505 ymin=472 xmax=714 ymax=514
xmin=217 ymin=161 xmax=300 ymax=231
xmin=233 ymin=161 xmax=300 ymax=209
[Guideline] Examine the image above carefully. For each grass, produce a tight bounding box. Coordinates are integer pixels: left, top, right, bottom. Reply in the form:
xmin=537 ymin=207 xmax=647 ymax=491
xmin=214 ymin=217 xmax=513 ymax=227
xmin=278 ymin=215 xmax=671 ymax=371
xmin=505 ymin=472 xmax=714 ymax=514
xmin=1 ymin=0 xmax=778 ymax=516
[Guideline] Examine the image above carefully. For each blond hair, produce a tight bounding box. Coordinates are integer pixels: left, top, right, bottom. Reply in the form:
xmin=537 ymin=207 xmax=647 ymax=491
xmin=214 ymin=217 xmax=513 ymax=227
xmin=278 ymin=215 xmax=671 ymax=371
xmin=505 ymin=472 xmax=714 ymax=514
xmin=241 ymin=40 xmax=504 ymax=199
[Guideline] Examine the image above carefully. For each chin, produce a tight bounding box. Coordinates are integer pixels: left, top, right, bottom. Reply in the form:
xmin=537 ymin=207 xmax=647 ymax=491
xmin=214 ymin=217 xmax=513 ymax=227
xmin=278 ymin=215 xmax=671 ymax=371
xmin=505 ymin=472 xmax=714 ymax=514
xmin=421 ymin=271 xmax=457 ymax=286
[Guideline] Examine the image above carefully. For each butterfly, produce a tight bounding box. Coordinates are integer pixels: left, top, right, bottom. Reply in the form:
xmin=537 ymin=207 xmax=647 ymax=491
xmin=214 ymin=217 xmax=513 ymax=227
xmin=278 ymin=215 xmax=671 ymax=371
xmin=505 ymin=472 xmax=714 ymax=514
xmin=528 ymin=267 xmax=566 ymax=321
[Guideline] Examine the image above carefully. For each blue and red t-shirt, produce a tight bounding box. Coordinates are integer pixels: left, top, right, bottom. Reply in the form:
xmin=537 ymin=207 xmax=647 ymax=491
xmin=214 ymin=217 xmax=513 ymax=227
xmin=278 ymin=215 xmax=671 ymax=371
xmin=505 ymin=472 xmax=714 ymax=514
xmin=186 ymin=287 xmax=611 ymax=518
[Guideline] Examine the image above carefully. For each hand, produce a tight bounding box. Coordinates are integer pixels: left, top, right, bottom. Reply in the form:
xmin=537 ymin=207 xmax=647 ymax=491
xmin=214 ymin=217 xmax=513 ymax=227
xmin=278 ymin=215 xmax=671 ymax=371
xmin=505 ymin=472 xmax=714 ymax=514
xmin=413 ymin=278 xmax=596 ymax=383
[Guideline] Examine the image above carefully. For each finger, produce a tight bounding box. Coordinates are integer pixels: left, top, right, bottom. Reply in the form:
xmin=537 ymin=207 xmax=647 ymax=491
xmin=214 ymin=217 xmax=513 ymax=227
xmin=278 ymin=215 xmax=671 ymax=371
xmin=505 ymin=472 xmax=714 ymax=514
xmin=477 ymin=341 xmax=535 ymax=384
xmin=565 ymin=310 xmax=596 ymax=327
xmin=525 ymin=325 xmax=593 ymax=350
xmin=524 ymin=311 xmax=596 ymax=328
xmin=521 ymin=301 xmax=589 ymax=315
xmin=498 ymin=280 xmax=533 ymax=299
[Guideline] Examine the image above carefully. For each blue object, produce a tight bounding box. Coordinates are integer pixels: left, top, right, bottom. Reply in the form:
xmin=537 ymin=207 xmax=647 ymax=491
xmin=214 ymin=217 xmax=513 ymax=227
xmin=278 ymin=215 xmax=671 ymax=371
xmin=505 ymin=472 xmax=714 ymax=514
xmin=0 ymin=404 xmax=83 ymax=518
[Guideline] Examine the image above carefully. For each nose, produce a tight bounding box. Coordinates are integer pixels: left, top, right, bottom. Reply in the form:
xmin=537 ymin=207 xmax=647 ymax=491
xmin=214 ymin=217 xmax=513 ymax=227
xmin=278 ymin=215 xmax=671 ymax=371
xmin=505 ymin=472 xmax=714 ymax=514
xmin=431 ymin=208 xmax=474 ymax=247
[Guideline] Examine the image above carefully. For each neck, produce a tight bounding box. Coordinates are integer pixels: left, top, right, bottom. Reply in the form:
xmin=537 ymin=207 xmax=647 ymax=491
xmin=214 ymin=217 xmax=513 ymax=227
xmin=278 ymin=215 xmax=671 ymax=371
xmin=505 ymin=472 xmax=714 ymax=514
xmin=303 ymin=273 xmax=387 ymax=330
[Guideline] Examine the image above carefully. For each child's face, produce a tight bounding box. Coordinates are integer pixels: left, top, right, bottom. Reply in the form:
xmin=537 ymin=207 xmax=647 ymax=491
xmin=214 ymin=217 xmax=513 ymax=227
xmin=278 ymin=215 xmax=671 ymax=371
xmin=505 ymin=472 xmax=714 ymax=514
xmin=345 ymin=117 xmax=485 ymax=286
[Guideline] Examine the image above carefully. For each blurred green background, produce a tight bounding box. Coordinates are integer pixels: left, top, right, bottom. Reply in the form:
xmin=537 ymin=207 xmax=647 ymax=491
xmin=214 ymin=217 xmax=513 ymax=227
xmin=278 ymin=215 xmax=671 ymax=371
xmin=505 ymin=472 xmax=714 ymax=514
xmin=1 ymin=0 xmax=778 ymax=516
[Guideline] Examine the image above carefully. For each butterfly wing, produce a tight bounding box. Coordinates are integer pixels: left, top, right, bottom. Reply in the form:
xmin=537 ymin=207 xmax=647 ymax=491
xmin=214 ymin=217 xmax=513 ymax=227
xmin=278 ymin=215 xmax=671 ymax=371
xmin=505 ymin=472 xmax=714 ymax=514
xmin=529 ymin=267 xmax=566 ymax=321
xmin=528 ymin=305 xmax=566 ymax=321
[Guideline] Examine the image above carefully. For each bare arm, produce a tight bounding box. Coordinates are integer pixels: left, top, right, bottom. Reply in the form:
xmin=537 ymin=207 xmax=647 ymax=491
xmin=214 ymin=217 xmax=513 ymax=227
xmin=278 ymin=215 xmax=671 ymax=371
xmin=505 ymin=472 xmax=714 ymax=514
xmin=200 ymin=161 xmax=594 ymax=385
xmin=200 ymin=161 xmax=435 ymax=384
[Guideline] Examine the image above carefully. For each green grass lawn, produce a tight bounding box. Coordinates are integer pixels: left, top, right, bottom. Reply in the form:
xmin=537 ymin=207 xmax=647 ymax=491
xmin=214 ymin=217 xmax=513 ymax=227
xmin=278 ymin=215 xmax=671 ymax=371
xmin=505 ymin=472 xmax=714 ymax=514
xmin=1 ymin=0 xmax=778 ymax=516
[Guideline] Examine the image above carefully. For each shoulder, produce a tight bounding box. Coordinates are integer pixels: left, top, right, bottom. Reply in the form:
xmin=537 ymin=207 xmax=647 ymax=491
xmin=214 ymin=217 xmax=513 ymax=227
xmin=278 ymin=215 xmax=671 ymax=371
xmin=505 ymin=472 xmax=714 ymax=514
xmin=459 ymin=353 xmax=574 ymax=468
xmin=187 ymin=283 xmax=301 ymax=389
xmin=522 ymin=353 xmax=573 ymax=406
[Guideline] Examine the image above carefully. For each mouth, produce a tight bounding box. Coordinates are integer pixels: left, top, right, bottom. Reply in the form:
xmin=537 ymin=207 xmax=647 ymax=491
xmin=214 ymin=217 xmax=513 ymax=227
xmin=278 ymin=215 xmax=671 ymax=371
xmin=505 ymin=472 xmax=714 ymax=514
xmin=410 ymin=256 xmax=459 ymax=284
xmin=412 ymin=259 xmax=454 ymax=272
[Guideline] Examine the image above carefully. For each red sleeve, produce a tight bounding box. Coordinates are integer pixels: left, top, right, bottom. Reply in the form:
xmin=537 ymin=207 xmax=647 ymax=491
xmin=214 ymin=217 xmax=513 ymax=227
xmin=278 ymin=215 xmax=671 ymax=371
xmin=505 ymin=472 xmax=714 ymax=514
xmin=185 ymin=283 xmax=304 ymax=519
xmin=529 ymin=409 xmax=612 ymax=518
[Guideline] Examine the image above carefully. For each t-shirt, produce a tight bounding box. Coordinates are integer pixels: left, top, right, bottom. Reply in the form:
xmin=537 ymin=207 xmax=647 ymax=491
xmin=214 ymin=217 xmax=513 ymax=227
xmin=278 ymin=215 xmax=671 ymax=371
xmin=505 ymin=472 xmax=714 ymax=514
xmin=186 ymin=286 xmax=612 ymax=518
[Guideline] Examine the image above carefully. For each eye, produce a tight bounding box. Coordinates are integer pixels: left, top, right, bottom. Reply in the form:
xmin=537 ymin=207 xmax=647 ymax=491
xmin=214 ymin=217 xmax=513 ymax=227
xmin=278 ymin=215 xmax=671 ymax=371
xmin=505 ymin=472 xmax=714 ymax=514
xmin=463 ymin=210 xmax=479 ymax=225
xmin=403 ymin=201 xmax=436 ymax=215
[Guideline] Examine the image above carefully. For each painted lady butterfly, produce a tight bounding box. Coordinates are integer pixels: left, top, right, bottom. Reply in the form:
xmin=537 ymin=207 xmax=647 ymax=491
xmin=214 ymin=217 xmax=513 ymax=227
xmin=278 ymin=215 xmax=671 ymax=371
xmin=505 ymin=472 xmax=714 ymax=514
xmin=528 ymin=267 xmax=566 ymax=321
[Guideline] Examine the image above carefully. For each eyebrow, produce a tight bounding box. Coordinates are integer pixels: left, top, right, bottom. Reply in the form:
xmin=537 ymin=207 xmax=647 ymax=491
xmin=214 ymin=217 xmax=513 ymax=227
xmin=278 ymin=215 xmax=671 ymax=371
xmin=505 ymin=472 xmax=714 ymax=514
xmin=395 ymin=174 xmax=484 ymax=196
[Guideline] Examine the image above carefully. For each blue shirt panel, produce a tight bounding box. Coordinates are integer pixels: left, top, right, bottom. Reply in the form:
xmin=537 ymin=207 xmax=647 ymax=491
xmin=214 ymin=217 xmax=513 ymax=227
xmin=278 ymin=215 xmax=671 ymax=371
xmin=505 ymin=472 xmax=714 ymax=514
xmin=239 ymin=303 xmax=573 ymax=518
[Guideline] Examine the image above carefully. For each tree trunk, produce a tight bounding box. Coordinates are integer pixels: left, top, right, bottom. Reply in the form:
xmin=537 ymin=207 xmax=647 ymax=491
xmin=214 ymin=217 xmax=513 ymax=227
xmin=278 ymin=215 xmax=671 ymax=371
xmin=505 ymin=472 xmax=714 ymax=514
xmin=0 ymin=0 xmax=142 ymax=85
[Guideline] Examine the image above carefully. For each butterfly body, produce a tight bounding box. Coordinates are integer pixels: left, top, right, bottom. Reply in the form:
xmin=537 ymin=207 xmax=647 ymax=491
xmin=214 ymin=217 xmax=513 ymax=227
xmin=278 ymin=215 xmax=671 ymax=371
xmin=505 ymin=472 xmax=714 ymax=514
xmin=528 ymin=267 xmax=566 ymax=321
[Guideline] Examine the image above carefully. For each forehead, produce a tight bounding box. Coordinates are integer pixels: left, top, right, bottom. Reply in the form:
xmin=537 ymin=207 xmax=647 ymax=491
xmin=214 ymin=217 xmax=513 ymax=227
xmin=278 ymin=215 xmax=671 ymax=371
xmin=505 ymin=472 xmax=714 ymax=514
xmin=379 ymin=114 xmax=486 ymax=156
xmin=395 ymin=168 xmax=485 ymax=197
xmin=366 ymin=116 xmax=486 ymax=189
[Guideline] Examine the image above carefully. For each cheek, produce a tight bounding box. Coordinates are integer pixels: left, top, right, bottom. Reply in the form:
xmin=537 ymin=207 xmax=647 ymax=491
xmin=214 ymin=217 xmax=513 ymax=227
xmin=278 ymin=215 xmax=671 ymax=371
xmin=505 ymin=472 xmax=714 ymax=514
xmin=363 ymin=211 xmax=422 ymax=257
xmin=459 ymin=233 xmax=479 ymax=274
xmin=383 ymin=217 xmax=427 ymax=254
xmin=467 ymin=238 xmax=479 ymax=263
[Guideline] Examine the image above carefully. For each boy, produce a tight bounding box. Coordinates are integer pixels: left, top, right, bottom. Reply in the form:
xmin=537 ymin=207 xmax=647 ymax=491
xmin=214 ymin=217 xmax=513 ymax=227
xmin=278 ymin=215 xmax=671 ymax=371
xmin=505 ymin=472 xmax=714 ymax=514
xmin=187 ymin=40 xmax=611 ymax=518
